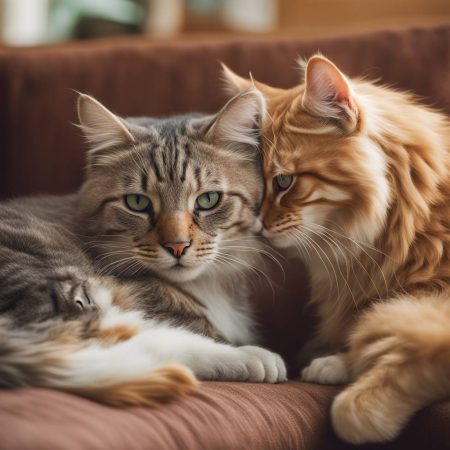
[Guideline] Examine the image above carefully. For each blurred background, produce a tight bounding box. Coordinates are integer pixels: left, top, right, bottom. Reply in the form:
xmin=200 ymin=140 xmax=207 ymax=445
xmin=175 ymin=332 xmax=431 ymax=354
xmin=1 ymin=0 xmax=449 ymax=47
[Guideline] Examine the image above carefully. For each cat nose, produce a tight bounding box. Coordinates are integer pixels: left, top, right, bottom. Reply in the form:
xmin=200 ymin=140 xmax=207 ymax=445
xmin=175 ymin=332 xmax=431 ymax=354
xmin=162 ymin=241 xmax=191 ymax=258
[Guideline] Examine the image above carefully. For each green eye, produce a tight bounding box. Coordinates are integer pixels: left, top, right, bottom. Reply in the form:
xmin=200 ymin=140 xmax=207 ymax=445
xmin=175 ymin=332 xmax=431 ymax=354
xmin=275 ymin=174 xmax=294 ymax=191
xmin=124 ymin=194 xmax=151 ymax=212
xmin=195 ymin=191 xmax=221 ymax=211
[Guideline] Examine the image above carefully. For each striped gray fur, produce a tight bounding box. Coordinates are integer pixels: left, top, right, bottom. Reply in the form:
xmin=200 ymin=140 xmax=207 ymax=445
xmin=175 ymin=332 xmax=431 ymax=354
xmin=0 ymin=89 xmax=280 ymax=397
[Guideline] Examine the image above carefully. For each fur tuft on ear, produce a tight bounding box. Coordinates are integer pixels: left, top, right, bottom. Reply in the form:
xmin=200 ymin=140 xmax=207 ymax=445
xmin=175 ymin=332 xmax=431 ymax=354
xmin=220 ymin=63 xmax=276 ymax=99
xmin=301 ymin=55 xmax=359 ymax=129
xmin=77 ymin=93 xmax=135 ymax=153
xmin=207 ymin=88 xmax=266 ymax=157
xmin=220 ymin=62 xmax=254 ymax=95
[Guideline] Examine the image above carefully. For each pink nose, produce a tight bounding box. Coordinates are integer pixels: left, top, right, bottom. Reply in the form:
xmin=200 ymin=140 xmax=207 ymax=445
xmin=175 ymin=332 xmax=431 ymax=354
xmin=162 ymin=241 xmax=191 ymax=258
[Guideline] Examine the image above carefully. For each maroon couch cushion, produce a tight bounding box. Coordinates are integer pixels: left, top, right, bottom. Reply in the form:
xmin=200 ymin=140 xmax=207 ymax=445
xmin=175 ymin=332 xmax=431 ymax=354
xmin=1 ymin=383 xmax=448 ymax=450
xmin=0 ymin=383 xmax=338 ymax=450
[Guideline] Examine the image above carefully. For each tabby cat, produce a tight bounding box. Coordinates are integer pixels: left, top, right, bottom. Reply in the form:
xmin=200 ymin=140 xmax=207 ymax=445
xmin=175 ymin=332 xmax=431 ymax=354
xmin=223 ymin=56 xmax=450 ymax=443
xmin=0 ymin=90 xmax=286 ymax=406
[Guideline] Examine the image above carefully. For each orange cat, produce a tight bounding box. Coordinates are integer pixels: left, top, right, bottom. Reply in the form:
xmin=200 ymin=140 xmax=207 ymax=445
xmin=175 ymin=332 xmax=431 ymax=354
xmin=222 ymin=56 xmax=450 ymax=444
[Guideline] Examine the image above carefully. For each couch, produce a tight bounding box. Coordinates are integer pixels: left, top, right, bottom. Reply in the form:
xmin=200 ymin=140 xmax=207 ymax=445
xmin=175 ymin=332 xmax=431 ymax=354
xmin=0 ymin=25 xmax=449 ymax=450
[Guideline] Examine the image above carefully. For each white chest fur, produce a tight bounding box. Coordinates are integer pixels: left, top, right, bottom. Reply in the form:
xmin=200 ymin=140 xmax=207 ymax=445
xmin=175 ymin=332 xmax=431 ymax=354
xmin=184 ymin=276 xmax=257 ymax=345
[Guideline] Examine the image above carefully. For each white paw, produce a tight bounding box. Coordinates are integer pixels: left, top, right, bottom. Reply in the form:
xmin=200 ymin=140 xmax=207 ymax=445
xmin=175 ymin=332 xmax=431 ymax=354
xmin=301 ymin=354 xmax=349 ymax=385
xmin=238 ymin=346 xmax=287 ymax=383
xmin=197 ymin=345 xmax=287 ymax=383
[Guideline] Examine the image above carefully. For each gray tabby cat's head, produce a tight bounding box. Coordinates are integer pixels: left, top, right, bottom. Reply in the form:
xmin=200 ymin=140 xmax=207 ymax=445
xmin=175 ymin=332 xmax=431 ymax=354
xmin=77 ymin=90 xmax=265 ymax=282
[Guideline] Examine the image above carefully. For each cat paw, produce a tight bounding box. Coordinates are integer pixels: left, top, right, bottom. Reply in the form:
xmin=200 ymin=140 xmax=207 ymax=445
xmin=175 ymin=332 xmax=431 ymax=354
xmin=239 ymin=346 xmax=287 ymax=383
xmin=301 ymin=354 xmax=349 ymax=385
xmin=197 ymin=345 xmax=287 ymax=383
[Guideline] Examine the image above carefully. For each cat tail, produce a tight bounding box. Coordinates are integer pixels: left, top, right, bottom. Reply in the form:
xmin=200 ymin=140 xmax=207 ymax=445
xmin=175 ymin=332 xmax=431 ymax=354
xmin=0 ymin=316 xmax=198 ymax=407
xmin=331 ymin=295 xmax=450 ymax=444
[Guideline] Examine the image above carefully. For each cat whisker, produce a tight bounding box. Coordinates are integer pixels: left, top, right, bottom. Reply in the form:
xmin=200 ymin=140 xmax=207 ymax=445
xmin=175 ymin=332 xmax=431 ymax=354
xmin=301 ymin=225 xmax=359 ymax=309
xmin=220 ymin=244 xmax=285 ymax=280
xmin=91 ymin=249 xmax=132 ymax=268
xmin=294 ymin=229 xmax=342 ymax=304
xmin=220 ymin=236 xmax=287 ymax=260
xmin=289 ymin=231 xmax=311 ymax=260
xmin=212 ymin=255 xmax=260 ymax=292
xmin=289 ymin=230 xmax=342 ymax=305
xmin=115 ymin=257 xmax=144 ymax=278
xmin=313 ymin=227 xmax=368 ymax=304
xmin=290 ymin=231 xmax=336 ymax=304
xmin=321 ymin=221 xmax=393 ymax=259
xmin=82 ymin=239 xmax=130 ymax=251
xmin=97 ymin=256 xmax=137 ymax=275
xmin=326 ymin=221 xmax=406 ymax=295
xmin=314 ymin=226 xmax=380 ymax=302
xmin=313 ymin=226 xmax=385 ymax=302
xmin=311 ymin=223 xmax=391 ymax=299
xmin=215 ymin=251 xmax=276 ymax=298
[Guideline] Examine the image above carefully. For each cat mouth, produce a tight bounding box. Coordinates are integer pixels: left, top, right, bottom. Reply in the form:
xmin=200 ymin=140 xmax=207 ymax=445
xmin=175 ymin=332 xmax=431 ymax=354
xmin=262 ymin=228 xmax=279 ymax=238
xmin=262 ymin=230 xmax=294 ymax=248
xmin=170 ymin=261 xmax=198 ymax=272
xmin=251 ymin=218 xmax=264 ymax=234
xmin=162 ymin=262 xmax=206 ymax=282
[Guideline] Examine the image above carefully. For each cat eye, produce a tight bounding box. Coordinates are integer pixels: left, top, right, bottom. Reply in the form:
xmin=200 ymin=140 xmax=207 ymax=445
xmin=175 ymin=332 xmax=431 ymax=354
xmin=275 ymin=174 xmax=294 ymax=191
xmin=124 ymin=194 xmax=152 ymax=212
xmin=195 ymin=191 xmax=221 ymax=211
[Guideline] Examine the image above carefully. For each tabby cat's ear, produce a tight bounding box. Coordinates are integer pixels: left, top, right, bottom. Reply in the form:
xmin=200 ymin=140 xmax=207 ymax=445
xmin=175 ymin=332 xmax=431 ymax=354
xmin=302 ymin=55 xmax=359 ymax=129
xmin=206 ymin=88 xmax=266 ymax=155
xmin=77 ymin=93 xmax=135 ymax=153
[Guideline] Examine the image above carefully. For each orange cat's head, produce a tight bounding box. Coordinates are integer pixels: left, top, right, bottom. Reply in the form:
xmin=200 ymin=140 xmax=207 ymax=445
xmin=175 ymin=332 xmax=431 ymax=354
xmin=222 ymin=56 xmax=391 ymax=250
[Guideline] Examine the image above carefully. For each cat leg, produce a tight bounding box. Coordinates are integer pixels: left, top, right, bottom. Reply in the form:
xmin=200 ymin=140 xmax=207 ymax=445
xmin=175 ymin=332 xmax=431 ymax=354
xmin=331 ymin=294 xmax=450 ymax=444
xmin=301 ymin=352 xmax=350 ymax=385
xmin=85 ymin=322 xmax=287 ymax=384
xmin=135 ymin=324 xmax=288 ymax=383
xmin=83 ymin=284 xmax=287 ymax=384
xmin=91 ymin=277 xmax=288 ymax=383
xmin=53 ymin=281 xmax=285 ymax=408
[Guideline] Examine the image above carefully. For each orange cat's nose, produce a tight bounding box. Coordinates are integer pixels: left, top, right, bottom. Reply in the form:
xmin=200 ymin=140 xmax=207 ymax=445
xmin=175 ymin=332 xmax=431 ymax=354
xmin=162 ymin=241 xmax=191 ymax=259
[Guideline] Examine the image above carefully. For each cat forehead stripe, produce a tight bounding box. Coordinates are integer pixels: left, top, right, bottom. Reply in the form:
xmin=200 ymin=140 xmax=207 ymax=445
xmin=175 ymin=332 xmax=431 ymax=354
xmin=141 ymin=135 xmax=205 ymax=187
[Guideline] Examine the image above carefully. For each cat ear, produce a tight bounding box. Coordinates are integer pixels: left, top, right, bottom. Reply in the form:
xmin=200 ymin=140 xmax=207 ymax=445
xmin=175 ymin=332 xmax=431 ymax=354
xmin=77 ymin=93 xmax=135 ymax=153
xmin=206 ymin=88 xmax=266 ymax=155
xmin=221 ymin=63 xmax=275 ymax=97
xmin=220 ymin=63 xmax=254 ymax=95
xmin=302 ymin=55 xmax=358 ymax=129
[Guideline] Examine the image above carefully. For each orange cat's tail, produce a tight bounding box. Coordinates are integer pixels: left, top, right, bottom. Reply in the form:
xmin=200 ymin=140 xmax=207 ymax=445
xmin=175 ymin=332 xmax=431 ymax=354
xmin=331 ymin=295 xmax=450 ymax=444
xmin=0 ymin=316 xmax=198 ymax=407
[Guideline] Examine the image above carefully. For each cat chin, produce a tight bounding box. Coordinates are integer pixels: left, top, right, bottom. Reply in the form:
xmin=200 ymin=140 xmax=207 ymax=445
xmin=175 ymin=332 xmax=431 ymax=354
xmin=158 ymin=265 xmax=207 ymax=283
xmin=262 ymin=230 xmax=294 ymax=249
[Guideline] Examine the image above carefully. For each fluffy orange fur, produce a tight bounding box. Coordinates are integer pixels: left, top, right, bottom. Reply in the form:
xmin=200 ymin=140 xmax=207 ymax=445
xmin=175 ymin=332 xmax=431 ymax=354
xmin=223 ymin=56 xmax=450 ymax=444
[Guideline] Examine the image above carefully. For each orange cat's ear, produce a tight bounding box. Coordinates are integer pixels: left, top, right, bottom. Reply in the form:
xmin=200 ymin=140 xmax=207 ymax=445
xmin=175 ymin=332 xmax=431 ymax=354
xmin=206 ymin=88 xmax=266 ymax=156
xmin=221 ymin=63 xmax=276 ymax=99
xmin=220 ymin=63 xmax=253 ymax=95
xmin=302 ymin=55 xmax=359 ymax=129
